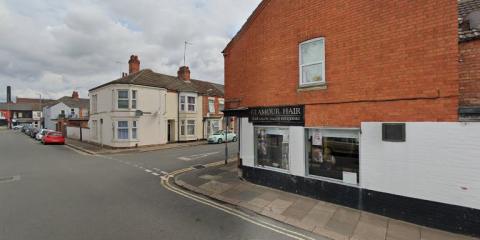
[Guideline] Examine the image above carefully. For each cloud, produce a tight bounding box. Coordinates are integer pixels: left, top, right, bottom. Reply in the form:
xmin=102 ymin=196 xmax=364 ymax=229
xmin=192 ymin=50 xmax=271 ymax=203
xmin=0 ymin=0 xmax=261 ymax=101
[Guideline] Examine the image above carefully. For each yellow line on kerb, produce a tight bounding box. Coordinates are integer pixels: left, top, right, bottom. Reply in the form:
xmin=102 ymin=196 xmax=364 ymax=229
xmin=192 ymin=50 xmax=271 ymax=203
xmin=161 ymin=164 xmax=317 ymax=240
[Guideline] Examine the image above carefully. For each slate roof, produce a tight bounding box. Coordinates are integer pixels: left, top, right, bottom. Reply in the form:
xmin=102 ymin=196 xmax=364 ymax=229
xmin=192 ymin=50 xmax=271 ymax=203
xmin=46 ymin=96 xmax=90 ymax=109
xmin=89 ymin=69 xmax=224 ymax=97
xmin=459 ymin=0 xmax=480 ymax=42
xmin=0 ymin=103 xmax=38 ymax=111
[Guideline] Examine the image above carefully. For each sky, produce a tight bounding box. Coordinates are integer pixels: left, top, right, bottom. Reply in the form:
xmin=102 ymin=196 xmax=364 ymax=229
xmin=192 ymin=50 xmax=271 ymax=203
xmin=0 ymin=0 xmax=261 ymax=101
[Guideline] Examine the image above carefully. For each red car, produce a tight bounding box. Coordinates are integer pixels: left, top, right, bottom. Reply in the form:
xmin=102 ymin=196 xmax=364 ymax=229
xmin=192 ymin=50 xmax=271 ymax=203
xmin=42 ymin=131 xmax=65 ymax=145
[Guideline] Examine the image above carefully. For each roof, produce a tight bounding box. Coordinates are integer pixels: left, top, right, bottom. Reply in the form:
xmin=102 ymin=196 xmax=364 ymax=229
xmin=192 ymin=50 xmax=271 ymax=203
xmin=459 ymin=0 xmax=480 ymax=42
xmin=0 ymin=103 xmax=39 ymax=111
xmin=16 ymin=97 xmax=55 ymax=105
xmin=46 ymin=96 xmax=89 ymax=109
xmin=89 ymin=69 xmax=224 ymax=97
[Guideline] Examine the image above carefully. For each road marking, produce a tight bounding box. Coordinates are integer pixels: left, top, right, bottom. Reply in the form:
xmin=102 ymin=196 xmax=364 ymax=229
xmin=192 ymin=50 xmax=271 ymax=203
xmin=160 ymin=171 xmax=169 ymax=175
xmin=152 ymin=172 xmax=160 ymax=176
xmin=144 ymin=169 xmax=152 ymax=173
xmin=161 ymin=165 xmax=318 ymax=240
xmin=178 ymin=151 xmax=219 ymax=161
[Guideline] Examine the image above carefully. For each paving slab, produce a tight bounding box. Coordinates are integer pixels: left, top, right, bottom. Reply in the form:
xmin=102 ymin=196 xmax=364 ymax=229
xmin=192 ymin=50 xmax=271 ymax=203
xmin=351 ymin=212 xmax=388 ymax=240
xmin=281 ymin=197 xmax=317 ymax=220
xmin=386 ymin=220 xmax=421 ymax=240
xmin=198 ymin=180 xmax=232 ymax=194
xmin=324 ymin=207 xmax=361 ymax=237
xmin=263 ymin=199 xmax=294 ymax=215
xmin=301 ymin=202 xmax=337 ymax=230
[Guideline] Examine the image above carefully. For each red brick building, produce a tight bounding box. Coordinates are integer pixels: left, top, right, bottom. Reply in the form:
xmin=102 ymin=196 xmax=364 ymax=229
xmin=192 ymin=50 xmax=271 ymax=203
xmin=223 ymin=1 xmax=480 ymax=237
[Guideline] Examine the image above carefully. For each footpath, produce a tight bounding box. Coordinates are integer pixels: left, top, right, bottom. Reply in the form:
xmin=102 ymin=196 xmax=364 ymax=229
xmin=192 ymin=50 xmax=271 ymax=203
xmin=65 ymin=138 xmax=207 ymax=155
xmin=175 ymin=161 xmax=478 ymax=240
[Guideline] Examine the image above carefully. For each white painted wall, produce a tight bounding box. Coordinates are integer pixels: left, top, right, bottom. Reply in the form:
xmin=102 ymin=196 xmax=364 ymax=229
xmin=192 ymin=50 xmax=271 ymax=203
xmin=361 ymin=122 xmax=480 ymax=210
xmin=240 ymin=118 xmax=255 ymax=167
xmin=89 ymin=84 xmax=167 ymax=147
xmin=44 ymin=102 xmax=79 ymax=130
xmin=67 ymin=126 xmax=90 ymax=142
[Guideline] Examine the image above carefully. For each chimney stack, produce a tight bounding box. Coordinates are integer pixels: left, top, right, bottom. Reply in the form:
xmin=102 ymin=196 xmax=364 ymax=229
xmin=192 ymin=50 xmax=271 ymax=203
xmin=128 ymin=55 xmax=140 ymax=74
xmin=6 ymin=86 xmax=11 ymax=103
xmin=72 ymin=91 xmax=79 ymax=99
xmin=177 ymin=66 xmax=191 ymax=82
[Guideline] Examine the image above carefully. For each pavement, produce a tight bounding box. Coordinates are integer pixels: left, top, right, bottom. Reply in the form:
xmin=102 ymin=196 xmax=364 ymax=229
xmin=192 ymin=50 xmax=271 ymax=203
xmin=175 ymin=161 xmax=479 ymax=240
xmin=65 ymin=138 xmax=209 ymax=155
xmin=1 ymin=130 xmax=316 ymax=240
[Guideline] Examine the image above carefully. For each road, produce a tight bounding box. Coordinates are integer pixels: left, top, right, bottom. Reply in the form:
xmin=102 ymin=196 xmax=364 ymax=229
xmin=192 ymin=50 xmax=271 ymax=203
xmin=0 ymin=130 xmax=315 ymax=240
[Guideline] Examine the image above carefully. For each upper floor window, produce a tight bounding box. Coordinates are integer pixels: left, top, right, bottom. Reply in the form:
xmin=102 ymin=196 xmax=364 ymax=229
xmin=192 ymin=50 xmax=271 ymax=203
xmin=117 ymin=90 xmax=129 ymax=109
xmin=208 ymin=99 xmax=215 ymax=113
xmin=180 ymin=96 xmax=186 ymax=111
xmin=299 ymin=38 xmax=325 ymax=86
xmin=219 ymin=99 xmax=224 ymax=111
xmin=131 ymin=90 xmax=137 ymax=109
xmin=91 ymin=94 xmax=97 ymax=113
xmin=187 ymin=96 xmax=196 ymax=112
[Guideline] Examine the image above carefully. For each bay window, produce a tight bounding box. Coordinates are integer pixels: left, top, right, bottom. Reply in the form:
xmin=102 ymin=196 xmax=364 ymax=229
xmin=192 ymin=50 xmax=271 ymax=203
xmin=117 ymin=121 xmax=129 ymax=139
xmin=132 ymin=121 xmax=138 ymax=139
xmin=187 ymin=96 xmax=196 ymax=112
xmin=131 ymin=90 xmax=137 ymax=109
xmin=187 ymin=120 xmax=195 ymax=135
xmin=180 ymin=120 xmax=185 ymax=135
xmin=254 ymin=127 xmax=289 ymax=170
xmin=299 ymin=38 xmax=325 ymax=86
xmin=180 ymin=96 xmax=186 ymax=111
xmin=117 ymin=90 xmax=129 ymax=109
xmin=208 ymin=99 xmax=215 ymax=113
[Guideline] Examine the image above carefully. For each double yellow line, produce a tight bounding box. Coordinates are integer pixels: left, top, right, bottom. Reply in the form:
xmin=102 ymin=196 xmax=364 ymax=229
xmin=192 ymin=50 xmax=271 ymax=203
xmin=161 ymin=164 xmax=319 ymax=240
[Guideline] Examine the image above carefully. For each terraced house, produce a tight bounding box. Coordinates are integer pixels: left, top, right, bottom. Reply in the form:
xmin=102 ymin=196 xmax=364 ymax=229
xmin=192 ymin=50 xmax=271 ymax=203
xmin=223 ymin=0 xmax=480 ymax=237
xmin=88 ymin=55 xmax=225 ymax=148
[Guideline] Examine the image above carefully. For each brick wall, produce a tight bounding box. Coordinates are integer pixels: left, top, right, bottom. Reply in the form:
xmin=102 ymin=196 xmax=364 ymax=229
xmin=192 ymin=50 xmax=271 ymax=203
xmin=459 ymin=40 xmax=480 ymax=107
xmin=224 ymin=0 xmax=459 ymax=127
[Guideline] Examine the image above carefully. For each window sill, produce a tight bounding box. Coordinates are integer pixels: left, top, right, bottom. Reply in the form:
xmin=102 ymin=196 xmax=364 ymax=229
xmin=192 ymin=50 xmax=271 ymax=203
xmin=113 ymin=139 xmax=140 ymax=143
xmin=297 ymin=83 xmax=327 ymax=92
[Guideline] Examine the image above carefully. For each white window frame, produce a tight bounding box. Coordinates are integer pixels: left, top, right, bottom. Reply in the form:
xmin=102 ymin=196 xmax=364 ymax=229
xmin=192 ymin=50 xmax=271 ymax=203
xmin=218 ymin=98 xmax=224 ymax=111
xmin=91 ymin=94 xmax=98 ymax=113
xmin=117 ymin=120 xmax=129 ymax=140
xmin=299 ymin=37 xmax=326 ymax=87
xmin=117 ymin=90 xmax=129 ymax=109
xmin=253 ymin=126 xmax=291 ymax=173
xmin=187 ymin=120 xmax=195 ymax=136
xmin=180 ymin=120 xmax=186 ymax=135
xmin=208 ymin=98 xmax=215 ymax=113
xmin=131 ymin=90 xmax=137 ymax=109
xmin=180 ymin=96 xmax=186 ymax=112
xmin=187 ymin=96 xmax=196 ymax=112
xmin=132 ymin=120 xmax=138 ymax=139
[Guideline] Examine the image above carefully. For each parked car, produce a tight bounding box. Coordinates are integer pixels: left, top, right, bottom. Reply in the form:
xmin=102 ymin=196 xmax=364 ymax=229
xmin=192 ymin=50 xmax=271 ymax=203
xmin=42 ymin=131 xmax=65 ymax=145
xmin=208 ymin=130 xmax=237 ymax=144
xmin=36 ymin=129 xmax=53 ymax=141
xmin=24 ymin=125 xmax=33 ymax=135
xmin=12 ymin=125 xmax=23 ymax=130
xmin=29 ymin=127 xmax=40 ymax=138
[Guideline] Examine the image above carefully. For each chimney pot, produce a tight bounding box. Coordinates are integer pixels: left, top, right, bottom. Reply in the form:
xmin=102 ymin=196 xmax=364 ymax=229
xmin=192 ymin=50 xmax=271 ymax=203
xmin=128 ymin=55 xmax=140 ymax=74
xmin=72 ymin=91 xmax=79 ymax=99
xmin=177 ymin=66 xmax=191 ymax=81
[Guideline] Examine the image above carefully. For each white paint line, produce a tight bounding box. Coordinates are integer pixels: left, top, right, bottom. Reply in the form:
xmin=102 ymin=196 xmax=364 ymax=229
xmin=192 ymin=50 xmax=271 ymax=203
xmin=152 ymin=172 xmax=160 ymax=176
xmin=177 ymin=151 xmax=220 ymax=161
xmin=161 ymin=171 xmax=169 ymax=175
xmin=144 ymin=169 xmax=152 ymax=173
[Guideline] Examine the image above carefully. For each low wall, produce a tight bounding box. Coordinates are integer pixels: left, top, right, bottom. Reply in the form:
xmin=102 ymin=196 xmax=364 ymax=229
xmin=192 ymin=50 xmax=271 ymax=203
xmin=66 ymin=126 xmax=90 ymax=142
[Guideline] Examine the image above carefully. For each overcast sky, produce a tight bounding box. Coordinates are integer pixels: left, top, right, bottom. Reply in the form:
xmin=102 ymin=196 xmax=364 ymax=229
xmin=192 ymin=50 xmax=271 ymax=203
xmin=0 ymin=0 xmax=260 ymax=101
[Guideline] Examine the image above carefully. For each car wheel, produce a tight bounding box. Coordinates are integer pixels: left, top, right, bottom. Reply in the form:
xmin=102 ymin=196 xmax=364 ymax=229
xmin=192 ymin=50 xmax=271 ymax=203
xmin=217 ymin=138 xmax=223 ymax=144
xmin=232 ymin=137 xmax=237 ymax=142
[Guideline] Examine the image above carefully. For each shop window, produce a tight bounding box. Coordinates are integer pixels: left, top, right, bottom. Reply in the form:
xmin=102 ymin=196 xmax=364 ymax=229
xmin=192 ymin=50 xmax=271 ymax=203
xmin=382 ymin=123 xmax=405 ymax=142
xmin=305 ymin=129 xmax=359 ymax=184
xmin=254 ymin=127 xmax=289 ymax=170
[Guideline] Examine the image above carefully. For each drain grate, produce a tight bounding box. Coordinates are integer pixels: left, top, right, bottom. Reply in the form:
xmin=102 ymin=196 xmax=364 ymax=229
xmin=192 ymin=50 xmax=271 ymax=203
xmin=192 ymin=165 xmax=206 ymax=169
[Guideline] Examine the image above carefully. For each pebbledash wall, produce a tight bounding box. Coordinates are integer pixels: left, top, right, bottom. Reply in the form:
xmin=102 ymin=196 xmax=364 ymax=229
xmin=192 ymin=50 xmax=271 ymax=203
xmin=224 ymin=0 xmax=480 ymax=237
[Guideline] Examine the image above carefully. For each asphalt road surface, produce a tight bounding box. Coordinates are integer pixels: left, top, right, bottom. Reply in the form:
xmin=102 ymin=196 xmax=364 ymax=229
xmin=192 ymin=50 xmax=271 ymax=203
xmin=0 ymin=130 xmax=317 ymax=240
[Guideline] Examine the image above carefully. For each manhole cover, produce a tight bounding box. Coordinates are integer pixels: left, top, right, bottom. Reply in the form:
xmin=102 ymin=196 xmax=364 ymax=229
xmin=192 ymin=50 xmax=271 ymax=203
xmin=192 ymin=165 xmax=206 ymax=169
xmin=0 ymin=175 xmax=20 ymax=183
